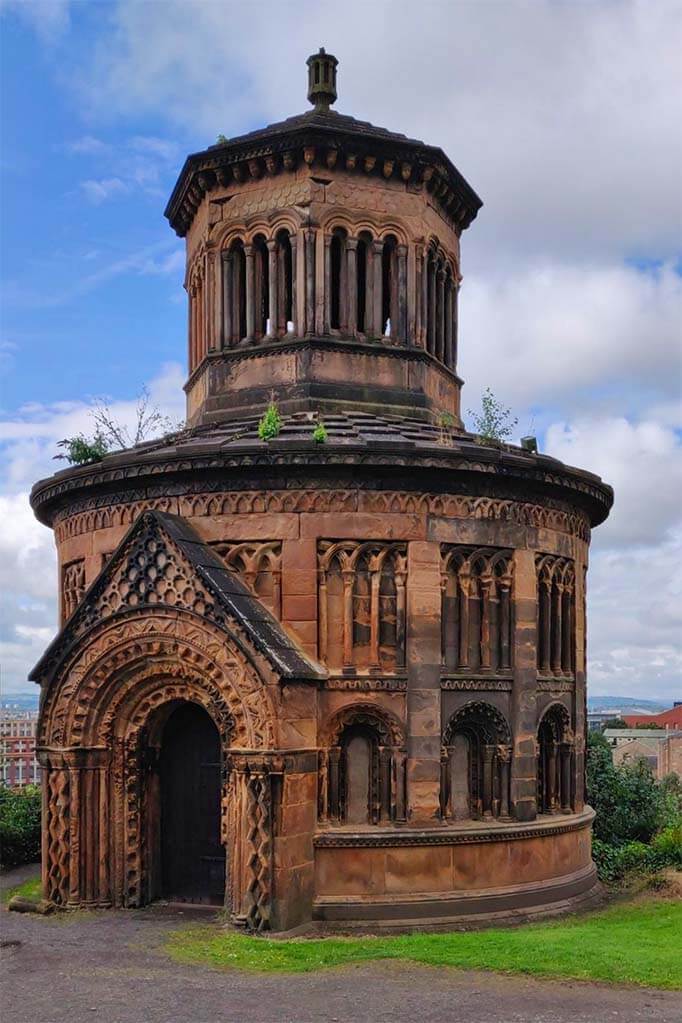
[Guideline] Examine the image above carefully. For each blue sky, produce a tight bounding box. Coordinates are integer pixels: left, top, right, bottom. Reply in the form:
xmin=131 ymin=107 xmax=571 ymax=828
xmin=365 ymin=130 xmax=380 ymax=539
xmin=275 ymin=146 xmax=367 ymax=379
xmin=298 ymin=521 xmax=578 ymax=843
xmin=0 ymin=0 xmax=680 ymax=700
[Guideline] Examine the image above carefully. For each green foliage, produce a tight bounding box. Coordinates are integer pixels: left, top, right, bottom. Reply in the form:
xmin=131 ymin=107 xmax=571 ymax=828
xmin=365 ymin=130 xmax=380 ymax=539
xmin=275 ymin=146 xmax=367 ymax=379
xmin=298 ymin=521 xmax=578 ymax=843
xmin=312 ymin=421 xmax=328 ymax=444
xmin=586 ymin=732 xmax=682 ymax=885
xmin=635 ymin=721 xmax=665 ymax=730
xmin=0 ymin=785 xmax=41 ymax=868
xmin=604 ymin=717 xmax=629 ymax=729
xmin=216 ymin=134 xmax=229 ymax=144
xmin=587 ymin=731 xmax=666 ymax=846
xmin=651 ymin=825 xmax=682 ymax=869
xmin=258 ymin=402 xmax=282 ymax=441
xmin=55 ymin=433 xmax=109 ymax=465
xmin=166 ymin=900 xmax=682 ymax=988
xmin=467 ymin=387 xmax=518 ymax=442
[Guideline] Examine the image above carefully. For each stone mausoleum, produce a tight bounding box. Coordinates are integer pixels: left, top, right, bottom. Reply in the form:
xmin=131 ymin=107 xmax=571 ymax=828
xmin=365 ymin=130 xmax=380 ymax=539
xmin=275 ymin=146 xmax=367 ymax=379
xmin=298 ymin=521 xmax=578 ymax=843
xmin=30 ymin=50 xmax=613 ymax=931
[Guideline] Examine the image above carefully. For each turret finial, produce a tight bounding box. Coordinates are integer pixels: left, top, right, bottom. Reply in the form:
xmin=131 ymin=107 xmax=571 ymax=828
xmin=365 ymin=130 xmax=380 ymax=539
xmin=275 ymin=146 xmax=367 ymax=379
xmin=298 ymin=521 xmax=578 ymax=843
xmin=306 ymin=47 xmax=338 ymax=110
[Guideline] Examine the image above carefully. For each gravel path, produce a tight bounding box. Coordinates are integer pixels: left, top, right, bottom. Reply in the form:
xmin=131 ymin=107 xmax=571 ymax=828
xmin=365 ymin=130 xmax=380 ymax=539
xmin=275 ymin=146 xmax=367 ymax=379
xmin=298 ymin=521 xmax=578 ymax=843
xmin=1 ymin=875 xmax=680 ymax=1023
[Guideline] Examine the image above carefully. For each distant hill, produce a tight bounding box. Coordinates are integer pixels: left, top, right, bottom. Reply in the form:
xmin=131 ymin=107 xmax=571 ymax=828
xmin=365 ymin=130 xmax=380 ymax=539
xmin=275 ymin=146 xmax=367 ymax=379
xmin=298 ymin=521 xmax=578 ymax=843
xmin=0 ymin=691 xmax=674 ymax=715
xmin=587 ymin=695 xmax=671 ymax=713
xmin=1 ymin=692 xmax=40 ymax=711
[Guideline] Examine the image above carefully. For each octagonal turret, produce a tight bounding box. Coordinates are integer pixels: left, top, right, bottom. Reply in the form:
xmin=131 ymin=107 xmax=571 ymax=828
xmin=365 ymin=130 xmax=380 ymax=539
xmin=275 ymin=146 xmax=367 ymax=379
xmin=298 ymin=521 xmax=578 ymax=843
xmin=165 ymin=50 xmax=483 ymax=428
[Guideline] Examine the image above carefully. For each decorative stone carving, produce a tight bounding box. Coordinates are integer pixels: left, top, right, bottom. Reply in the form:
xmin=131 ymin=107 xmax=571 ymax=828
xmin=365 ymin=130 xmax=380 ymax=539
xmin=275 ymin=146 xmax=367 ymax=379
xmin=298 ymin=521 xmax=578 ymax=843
xmin=62 ymin=560 xmax=85 ymax=621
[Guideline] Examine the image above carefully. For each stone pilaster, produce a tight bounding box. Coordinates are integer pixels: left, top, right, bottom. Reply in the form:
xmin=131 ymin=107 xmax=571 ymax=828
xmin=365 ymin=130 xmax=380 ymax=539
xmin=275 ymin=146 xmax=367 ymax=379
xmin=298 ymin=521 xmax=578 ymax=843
xmin=511 ymin=549 xmax=538 ymax=821
xmin=406 ymin=541 xmax=441 ymax=821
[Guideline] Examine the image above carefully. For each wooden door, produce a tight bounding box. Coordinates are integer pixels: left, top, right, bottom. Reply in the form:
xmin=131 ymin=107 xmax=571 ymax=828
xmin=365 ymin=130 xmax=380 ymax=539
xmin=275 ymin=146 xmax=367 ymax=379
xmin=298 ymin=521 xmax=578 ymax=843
xmin=160 ymin=703 xmax=225 ymax=904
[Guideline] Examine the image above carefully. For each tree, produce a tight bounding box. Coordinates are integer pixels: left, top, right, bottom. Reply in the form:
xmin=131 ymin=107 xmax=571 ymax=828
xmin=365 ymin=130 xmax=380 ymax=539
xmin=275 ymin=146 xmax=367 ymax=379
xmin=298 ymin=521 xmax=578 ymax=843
xmin=467 ymin=388 xmax=518 ymax=443
xmin=90 ymin=386 xmax=180 ymax=449
xmin=56 ymin=386 xmax=183 ymax=464
xmin=604 ymin=717 xmax=629 ymax=729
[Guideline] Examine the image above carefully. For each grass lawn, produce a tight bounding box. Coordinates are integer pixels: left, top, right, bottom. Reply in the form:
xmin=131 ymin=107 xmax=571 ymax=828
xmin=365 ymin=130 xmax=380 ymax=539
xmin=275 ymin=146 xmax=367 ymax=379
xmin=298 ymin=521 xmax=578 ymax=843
xmin=166 ymin=898 xmax=682 ymax=989
xmin=1 ymin=875 xmax=41 ymax=905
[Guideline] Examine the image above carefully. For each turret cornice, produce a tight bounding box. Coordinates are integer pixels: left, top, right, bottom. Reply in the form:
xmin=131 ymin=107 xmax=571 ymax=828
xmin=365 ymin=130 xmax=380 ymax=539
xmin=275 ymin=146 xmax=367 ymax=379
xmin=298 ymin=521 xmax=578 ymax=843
xmin=165 ymin=111 xmax=483 ymax=238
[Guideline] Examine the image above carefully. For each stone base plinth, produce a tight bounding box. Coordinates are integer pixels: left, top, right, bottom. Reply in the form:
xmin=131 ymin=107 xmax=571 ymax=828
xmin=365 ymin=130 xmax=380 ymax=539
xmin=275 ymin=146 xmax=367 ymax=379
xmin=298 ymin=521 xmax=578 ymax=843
xmin=312 ymin=809 xmax=596 ymax=929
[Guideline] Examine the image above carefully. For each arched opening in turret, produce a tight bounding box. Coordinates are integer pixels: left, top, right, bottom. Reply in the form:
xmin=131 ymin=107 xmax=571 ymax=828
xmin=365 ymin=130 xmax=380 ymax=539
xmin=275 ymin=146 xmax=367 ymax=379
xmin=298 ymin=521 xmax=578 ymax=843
xmin=425 ymin=245 xmax=437 ymax=356
xmin=356 ymin=232 xmax=371 ymax=334
xmin=381 ymin=235 xmax=398 ymax=337
xmin=253 ymin=234 xmax=269 ymax=340
xmin=229 ymin=239 xmax=247 ymax=344
xmin=275 ymin=229 xmax=293 ymax=335
xmin=444 ymin=265 xmax=455 ymax=368
xmin=330 ymin=228 xmax=347 ymax=331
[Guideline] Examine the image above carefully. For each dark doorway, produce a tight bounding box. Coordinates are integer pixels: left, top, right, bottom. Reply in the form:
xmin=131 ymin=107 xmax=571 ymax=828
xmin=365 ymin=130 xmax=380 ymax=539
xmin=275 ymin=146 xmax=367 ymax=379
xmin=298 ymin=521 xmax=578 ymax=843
xmin=159 ymin=702 xmax=225 ymax=904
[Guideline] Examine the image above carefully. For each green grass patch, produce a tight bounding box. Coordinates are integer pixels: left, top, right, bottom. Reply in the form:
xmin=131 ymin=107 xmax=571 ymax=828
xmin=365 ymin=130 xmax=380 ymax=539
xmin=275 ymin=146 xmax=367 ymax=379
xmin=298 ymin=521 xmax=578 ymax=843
xmin=1 ymin=874 xmax=41 ymax=905
xmin=166 ymin=899 xmax=682 ymax=989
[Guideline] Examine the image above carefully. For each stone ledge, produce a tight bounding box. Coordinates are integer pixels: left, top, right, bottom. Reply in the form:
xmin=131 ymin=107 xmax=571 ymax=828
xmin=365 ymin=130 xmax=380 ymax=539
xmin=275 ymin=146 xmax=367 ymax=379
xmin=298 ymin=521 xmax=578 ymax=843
xmin=314 ymin=807 xmax=594 ymax=847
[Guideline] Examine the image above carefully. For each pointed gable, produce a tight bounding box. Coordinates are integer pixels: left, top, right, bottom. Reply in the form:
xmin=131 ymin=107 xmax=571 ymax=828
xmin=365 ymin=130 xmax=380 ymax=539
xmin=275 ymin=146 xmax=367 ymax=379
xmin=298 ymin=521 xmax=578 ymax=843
xmin=31 ymin=511 xmax=324 ymax=685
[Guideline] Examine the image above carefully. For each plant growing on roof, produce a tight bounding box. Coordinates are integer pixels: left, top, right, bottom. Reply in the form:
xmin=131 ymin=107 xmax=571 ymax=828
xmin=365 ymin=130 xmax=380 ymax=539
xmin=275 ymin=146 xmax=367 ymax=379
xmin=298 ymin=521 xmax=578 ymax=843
xmin=54 ymin=433 xmax=110 ymax=466
xmin=312 ymin=420 xmax=328 ymax=444
xmin=258 ymin=401 xmax=282 ymax=441
xmin=467 ymin=388 xmax=518 ymax=443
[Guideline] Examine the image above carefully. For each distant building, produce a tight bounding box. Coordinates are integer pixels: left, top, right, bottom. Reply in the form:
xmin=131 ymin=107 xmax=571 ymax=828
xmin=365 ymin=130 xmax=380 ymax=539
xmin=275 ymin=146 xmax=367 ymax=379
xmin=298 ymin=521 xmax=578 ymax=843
xmin=623 ymin=704 xmax=682 ymax=731
xmin=587 ymin=710 xmax=625 ymax=732
xmin=605 ymin=728 xmax=682 ymax=780
xmin=0 ymin=710 xmax=40 ymax=787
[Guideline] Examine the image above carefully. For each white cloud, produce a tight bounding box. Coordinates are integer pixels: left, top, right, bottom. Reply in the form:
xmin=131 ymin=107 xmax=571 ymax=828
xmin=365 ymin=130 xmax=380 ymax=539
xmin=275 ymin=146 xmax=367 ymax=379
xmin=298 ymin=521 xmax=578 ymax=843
xmin=72 ymin=0 xmax=682 ymax=263
xmin=79 ymin=176 xmax=128 ymax=204
xmin=0 ymin=364 xmax=186 ymax=690
xmin=460 ymin=261 xmax=682 ymax=422
xmin=0 ymin=492 xmax=57 ymax=691
xmin=587 ymin=532 xmax=682 ymax=701
xmin=545 ymin=415 xmax=682 ymax=548
xmin=0 ymin=361 xmax=185 ymax=492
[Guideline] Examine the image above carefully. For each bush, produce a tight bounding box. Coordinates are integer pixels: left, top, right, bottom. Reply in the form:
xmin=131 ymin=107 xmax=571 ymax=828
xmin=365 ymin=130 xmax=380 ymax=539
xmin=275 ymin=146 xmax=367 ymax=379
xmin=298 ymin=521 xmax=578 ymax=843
xmin=258 ymin=402 xmax=282 ymax=441
xmin=55 ymin=432 xmax=110 ymax=465
xmin=587 ymin=732 xmax=666 ymax=846
xmin=651 ymin=825 xmax=682 ymax=870
xmin=0 ymin=785 xmax=41 ymax=868
xmin=587 ymin=733 xmax=682 ymax=885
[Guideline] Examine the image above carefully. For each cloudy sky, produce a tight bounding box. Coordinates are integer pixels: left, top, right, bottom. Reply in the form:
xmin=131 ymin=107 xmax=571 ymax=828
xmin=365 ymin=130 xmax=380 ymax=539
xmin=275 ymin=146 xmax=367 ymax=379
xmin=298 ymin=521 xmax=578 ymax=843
xmin=1 ymin=0 xmax=680 ymax=700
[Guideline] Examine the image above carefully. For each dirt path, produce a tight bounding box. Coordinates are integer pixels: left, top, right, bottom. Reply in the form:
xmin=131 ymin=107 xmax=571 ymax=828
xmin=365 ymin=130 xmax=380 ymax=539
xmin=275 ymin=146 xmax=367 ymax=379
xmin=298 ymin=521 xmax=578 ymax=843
xmin=1 ymin=879 xmax=680 ymax=1023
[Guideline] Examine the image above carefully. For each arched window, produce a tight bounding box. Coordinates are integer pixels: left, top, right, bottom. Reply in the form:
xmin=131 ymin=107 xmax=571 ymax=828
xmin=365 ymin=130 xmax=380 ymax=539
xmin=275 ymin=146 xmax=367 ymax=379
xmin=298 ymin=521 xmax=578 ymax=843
xmin=381 ymin=235 xmax=398 ymax=337
xmin=441 ymin=702 xmax=511 ymax=821
xmin=223 ymin=239 xmax=246 ymax=344
xmin=536 ymin=557 xmax=575 ymax=676
xmin=444 ymin=265 xmax=455 ymax=368
xmin=441 ymin=546 xmax=513 ymax=672
xmin=356 ymin=232 xmax=371 ymax=334
xmin=426 ymin=246 xmax=437 ymax=355
xmin=318 ymin=541 xmax=407 ymax=671
xmin=320 ymin=708 xmax=406 ymax=824
xmin=537 ymin=704 xmax=573 ymax=814
xmin=330 ymin=228 xmax=347 ymax=331
xmin=253 ymin=234 xmax=269 ymax=340
xmin=275 ymin=229 xmax=293 ymax=335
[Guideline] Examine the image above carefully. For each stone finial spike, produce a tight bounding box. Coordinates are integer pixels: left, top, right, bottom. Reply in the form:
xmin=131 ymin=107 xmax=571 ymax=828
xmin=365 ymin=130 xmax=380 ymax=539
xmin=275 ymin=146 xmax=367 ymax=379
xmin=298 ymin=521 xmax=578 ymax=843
xmin=306 ymin=47 xmax=338 ymax=110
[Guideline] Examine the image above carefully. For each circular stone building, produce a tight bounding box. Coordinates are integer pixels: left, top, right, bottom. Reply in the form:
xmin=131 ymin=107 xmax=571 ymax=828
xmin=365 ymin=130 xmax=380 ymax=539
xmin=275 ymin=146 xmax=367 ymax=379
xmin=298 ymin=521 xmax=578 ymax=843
xmin=30 ymin=50 xmax=612 ymax=931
